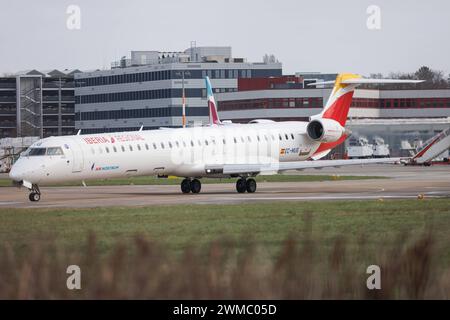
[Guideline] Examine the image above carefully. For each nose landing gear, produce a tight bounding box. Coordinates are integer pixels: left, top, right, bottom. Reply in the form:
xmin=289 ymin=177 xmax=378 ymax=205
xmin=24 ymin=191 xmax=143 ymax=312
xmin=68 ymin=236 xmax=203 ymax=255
xmin=28 ymin=184 xmax=41 ymax=202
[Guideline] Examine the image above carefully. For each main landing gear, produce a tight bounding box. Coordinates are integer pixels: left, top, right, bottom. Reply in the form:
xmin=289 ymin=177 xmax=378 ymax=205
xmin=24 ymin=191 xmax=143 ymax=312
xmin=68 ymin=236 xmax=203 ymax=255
xmin=28 ymin=184 xmax=41 ymax=202
xmin=236 ymin=177 xmax=257 ymax=193
xmin=180 ymin=177 xmax=257 ymax=194
xmin=181 ymin=178 xmax=201 ymax=194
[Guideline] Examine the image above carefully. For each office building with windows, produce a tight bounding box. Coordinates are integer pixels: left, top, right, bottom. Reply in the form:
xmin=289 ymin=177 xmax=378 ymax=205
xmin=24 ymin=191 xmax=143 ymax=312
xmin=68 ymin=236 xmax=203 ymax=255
xmin=74 ymin=46 xmax=282 ymax=133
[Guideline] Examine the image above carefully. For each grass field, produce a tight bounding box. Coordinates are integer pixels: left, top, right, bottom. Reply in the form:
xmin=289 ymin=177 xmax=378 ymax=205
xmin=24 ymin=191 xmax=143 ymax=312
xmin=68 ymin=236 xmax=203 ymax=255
xmin=0 ymin=174 xmax=385 ymax=187
xmin=1 ymin=199 xmax=449 ymax=298
xmin=1 ymin=199 xmax=448 ymax=259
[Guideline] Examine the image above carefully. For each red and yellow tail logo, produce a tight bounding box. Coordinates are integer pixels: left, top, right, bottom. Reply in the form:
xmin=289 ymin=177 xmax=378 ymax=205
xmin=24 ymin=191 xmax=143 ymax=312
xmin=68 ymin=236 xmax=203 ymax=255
xmin=311 ymin=73 xmax=360 ymax=158
xmin=321 ymin=73 xmax=361 ymax=126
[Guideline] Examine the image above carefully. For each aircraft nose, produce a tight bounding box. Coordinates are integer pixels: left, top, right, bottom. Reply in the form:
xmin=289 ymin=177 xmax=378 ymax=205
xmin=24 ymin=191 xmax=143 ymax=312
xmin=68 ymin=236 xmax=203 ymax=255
xmin=8 ymin=164 xmax=23 ymax=182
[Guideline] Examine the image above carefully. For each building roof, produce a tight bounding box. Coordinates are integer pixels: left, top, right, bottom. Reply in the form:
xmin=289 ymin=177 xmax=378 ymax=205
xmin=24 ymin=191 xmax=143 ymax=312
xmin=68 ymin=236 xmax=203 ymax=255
xmin=14 ymin=69 xmax=82 ymax=78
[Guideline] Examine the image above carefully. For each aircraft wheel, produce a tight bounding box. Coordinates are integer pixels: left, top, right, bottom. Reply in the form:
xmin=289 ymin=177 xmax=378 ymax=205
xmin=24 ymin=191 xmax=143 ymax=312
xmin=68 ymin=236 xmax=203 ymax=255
xmin=246 ymin=178 xmax=257 ymax=193
xmin=29 ymin=192 xmax=40 ymax=202
xmin=236 ymin=178 xmax=247 ymax=193
xmin=181 ymin=179 xmax=191 ymax=194
xmin=190 ymin=179 xmax=201 ymax=194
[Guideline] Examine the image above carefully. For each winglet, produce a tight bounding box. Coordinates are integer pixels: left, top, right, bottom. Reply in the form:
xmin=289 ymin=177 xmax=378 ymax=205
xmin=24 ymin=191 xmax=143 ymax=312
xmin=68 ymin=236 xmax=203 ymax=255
xmin=76 ymin=129 xmax=81 ymax=135
xmin=205 ymin=76 xmax=221 ymax=125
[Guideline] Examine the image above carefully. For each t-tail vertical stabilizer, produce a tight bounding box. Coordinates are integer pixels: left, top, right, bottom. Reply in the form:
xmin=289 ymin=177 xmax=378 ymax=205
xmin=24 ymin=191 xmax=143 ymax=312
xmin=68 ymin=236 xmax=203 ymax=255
xmin=309 ymin=73 xmax=424 ymax=126
xmin=205 ymin=76 xmax=222 ymax=125
xmin=308 ymin=73 xmax=424 ymax=159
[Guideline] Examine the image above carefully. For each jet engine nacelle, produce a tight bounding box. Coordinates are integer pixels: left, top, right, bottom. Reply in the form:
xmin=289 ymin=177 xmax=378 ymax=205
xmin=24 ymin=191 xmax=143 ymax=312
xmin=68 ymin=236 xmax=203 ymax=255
xmin=306 ymin=119 xmax=345 ymax=143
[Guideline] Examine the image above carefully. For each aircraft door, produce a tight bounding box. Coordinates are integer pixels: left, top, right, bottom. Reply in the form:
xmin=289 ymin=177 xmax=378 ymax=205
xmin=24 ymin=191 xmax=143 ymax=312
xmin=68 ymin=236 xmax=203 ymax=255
xmin=70 ymin=140 xmax=85 ymax=173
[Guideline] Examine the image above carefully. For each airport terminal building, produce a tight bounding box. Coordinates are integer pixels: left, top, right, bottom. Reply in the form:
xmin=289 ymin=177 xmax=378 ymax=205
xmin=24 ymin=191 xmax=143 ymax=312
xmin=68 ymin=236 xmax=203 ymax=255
xmin=74 ymin=47 xmax=282 ymax=133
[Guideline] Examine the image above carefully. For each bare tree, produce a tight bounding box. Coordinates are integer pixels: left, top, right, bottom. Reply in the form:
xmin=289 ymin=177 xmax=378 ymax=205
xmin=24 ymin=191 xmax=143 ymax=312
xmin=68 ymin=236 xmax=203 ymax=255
xmin=369 ymin=73 xmax=384 ymax=79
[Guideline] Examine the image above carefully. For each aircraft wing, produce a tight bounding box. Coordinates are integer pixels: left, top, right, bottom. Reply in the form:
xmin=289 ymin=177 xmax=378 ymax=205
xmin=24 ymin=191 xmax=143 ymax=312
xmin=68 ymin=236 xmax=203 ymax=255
xmin=206 ymin=157 xmax=401 ymax=175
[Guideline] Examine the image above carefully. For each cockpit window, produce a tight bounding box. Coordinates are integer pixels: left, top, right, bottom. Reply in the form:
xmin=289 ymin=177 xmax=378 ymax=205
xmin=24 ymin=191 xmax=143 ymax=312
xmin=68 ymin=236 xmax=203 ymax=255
xmin=26 ymin=147 xmax=64 ymax=156
xmin=27 ymin=148 xmax=47 ymax=156
xmin=47 ymin=147 xmax=64 ymax=156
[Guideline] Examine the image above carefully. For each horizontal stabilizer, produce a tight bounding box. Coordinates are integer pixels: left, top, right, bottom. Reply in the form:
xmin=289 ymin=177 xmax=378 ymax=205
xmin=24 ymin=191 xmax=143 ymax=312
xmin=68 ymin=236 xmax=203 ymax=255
xmin=308 ymin=78 xmax=424 ymax=86
xmin=342 ymin=79 xmax=424 ymax=84
xmin=307 ymin=81 xmax=336 ymax=86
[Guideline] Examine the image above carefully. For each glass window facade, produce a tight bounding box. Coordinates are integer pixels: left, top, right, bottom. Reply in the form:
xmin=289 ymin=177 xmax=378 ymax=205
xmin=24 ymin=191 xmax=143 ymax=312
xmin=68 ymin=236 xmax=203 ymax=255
xmin=218 ymin=98 xmax=324 ymax=111
xmin=76 ymin=106 xmax=209 ymax=121
xmin=75 ymin=69 xmax=282 ymax=88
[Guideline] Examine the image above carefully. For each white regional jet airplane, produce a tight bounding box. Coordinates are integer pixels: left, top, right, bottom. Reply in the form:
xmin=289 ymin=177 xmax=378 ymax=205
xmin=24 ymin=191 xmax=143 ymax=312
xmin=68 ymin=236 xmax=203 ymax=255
xmin=9 ymin=73 xmax=422 ymax=202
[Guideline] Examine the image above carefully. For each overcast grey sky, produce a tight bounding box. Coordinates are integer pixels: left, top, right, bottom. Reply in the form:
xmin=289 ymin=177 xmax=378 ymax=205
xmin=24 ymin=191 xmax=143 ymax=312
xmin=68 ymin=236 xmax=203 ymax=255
xmin=0 ymin=0 xmax=448 ymax=76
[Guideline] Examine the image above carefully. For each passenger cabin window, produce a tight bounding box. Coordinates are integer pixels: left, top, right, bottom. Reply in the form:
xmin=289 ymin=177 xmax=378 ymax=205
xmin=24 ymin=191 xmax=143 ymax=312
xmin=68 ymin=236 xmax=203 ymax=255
xmin=205 ymin=140 xmax=209 ymax=146
xmin=168 ymin=142 xmax=172 ymax=148
xmin=240 ymin=137 xmax=245 ymax=143
xmin=153 ymin=143 xmax=157 ymax=149
xmin=137 ymin=144 xmax=141 ymax=151
xmin=279 ymin=134 xmax=283 ymax=141
xmin=190 ymin=141 xmax=194 ymax=147
xmin=113 ymin=146 xmax=117 ymax=152
xmin=247 ymin=136 xmax=251 ymax=142
xmin=223 ymin=138 xmax=226 ymax=144
xmin=129 ymin=145 xmax=133 ymax=151
xmin=291 ymin=133 xmax=295 ymax=139
xmin=161 ymin=142 xmax=165 ymax=149
xmin=285 ymin=134 xmax=289 ymax=140
xmin=105 ymin=147 xmax=110 ymax=153
xmin=183 ymin=141 xmax=186 ymax=147
xmin=234 ymin=137 xmax=237 ymax=143
xmin=175 ymin=141 xmax=179 ymax=148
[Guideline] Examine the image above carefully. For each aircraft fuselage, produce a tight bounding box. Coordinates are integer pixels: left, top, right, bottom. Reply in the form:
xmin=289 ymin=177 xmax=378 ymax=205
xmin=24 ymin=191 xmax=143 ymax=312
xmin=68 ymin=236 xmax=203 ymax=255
xmin=10 ymin=121 xmax=320 ymax=185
